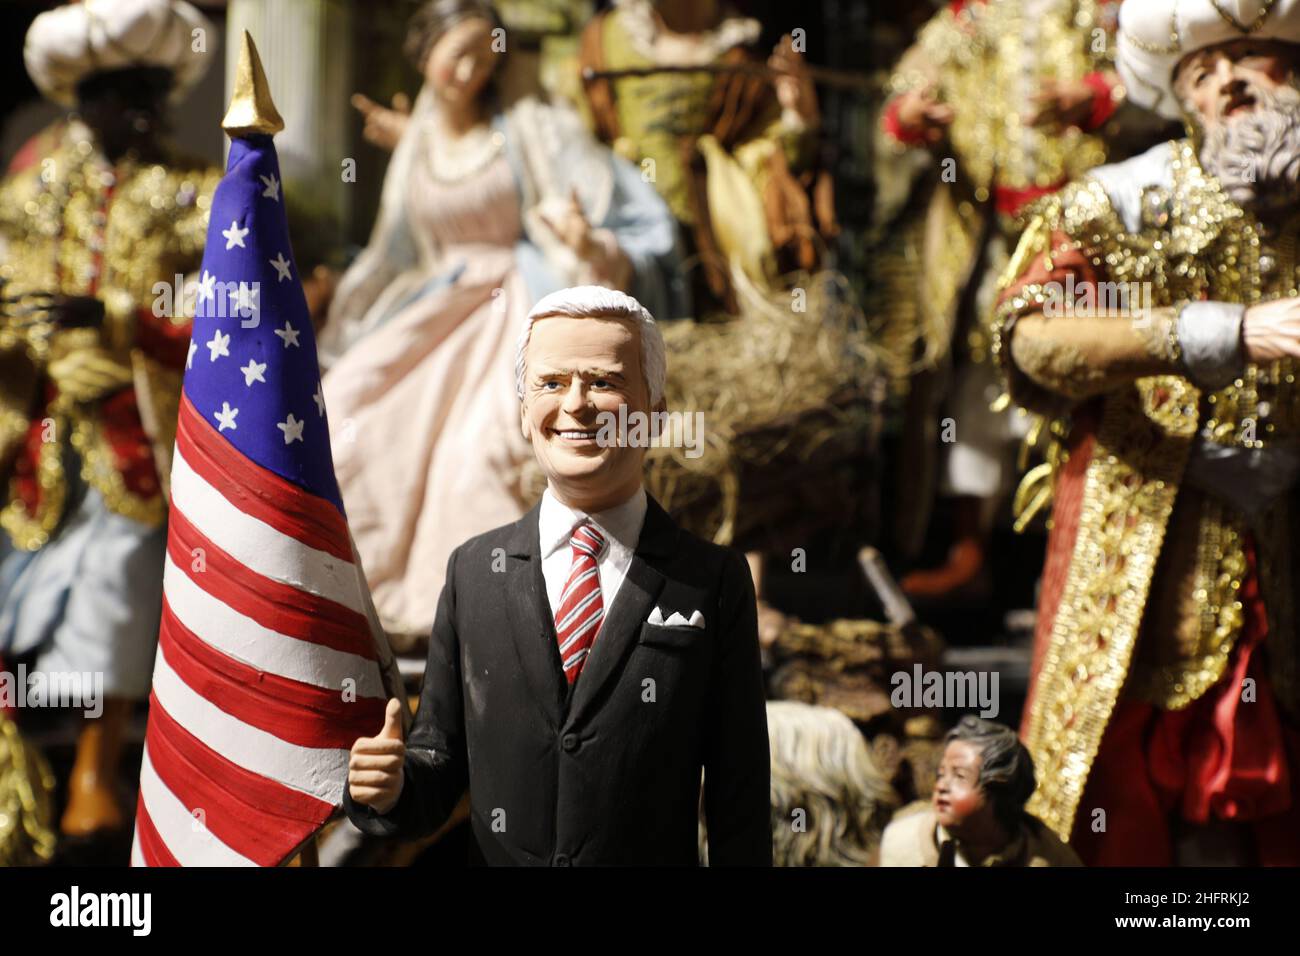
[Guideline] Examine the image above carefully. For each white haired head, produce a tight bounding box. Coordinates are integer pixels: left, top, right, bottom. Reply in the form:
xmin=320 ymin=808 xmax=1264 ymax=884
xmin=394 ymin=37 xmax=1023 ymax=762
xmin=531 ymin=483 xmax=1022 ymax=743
xmin=515 ymin=286 xmax=667 ymax=406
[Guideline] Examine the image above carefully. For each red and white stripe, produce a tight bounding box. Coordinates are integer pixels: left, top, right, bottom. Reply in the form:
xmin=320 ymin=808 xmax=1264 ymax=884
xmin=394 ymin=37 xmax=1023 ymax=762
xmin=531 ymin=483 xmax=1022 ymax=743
xmin=555 ymin=523 xmax=605 ymax=683
xmin=132 ymin=394 xmax=387 ymax=866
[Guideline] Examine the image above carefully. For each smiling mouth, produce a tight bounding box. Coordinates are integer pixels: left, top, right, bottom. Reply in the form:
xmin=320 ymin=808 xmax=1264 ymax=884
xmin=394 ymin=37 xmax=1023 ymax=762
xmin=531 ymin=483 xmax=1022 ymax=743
xmin=550 ymin=427 xmax=600 ymax=442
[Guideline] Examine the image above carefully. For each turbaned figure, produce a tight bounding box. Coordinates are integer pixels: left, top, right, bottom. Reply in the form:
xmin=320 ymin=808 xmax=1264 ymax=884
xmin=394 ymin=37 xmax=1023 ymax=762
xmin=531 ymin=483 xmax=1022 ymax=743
xmin=0 ymin=0 xmax=220 ymax=837
xmin=995 ymin=0 xmax=1300 ymax=865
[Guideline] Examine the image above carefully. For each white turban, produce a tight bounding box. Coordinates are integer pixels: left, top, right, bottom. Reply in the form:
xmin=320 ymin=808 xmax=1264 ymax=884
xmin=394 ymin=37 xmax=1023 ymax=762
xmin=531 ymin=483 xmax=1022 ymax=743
xmin=1118 ymin=0 xmax=1300 ymax=120
xmin=24 ymin=0 xmax=216 ymax=108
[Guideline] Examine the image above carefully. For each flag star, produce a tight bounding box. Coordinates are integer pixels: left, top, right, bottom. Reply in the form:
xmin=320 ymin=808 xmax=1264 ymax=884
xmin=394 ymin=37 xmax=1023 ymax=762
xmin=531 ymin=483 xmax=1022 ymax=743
xmin=186 ymin=339 xmax=197 ymax=370
xmin=228 ymin=281 xmax=260 ymax=317
xmin=269 ymin=251 xmax=292 ymax=282
xmin=278 ymin=413 xmax=305 ymax=445
xmin=260 ymin=174 xmax=281 ymax=201
xmin=274 ymin=320 xmax=301 ymax=348
xmin=213 ymin=402 xmax=239 ymax=432
xmin=196 ymin=270 xmax=217 ymax=302
xmin=313 ymin=382 xmax=325 ymax=416
xmin=206 ymin=329 xmax=231 ymax=362
xmin=222 ymin=219 xmax=249 ymax=250
xmin=241 ymin=359 xmax=267 ymax=387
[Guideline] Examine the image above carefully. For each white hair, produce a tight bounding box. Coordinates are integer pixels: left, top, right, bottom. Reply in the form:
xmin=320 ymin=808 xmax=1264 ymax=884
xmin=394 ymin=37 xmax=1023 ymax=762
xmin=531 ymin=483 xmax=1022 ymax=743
xmin=697 ymin=701 xmax=899 ymax=866
xmin=514 ymin=285 xmax=667 ymax=406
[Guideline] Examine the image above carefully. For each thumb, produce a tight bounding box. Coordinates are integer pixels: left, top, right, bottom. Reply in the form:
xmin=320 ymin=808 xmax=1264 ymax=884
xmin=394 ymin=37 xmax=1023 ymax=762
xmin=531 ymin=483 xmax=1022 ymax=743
xmin=391 ymin=91 xmax=411 ymax=114
xmin=378 ymin=697 xmax=404 ymax=741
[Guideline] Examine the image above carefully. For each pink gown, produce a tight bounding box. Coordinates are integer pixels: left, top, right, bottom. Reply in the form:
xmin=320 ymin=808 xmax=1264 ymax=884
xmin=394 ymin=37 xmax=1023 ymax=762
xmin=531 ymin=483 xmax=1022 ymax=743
xmin=322 ymin=153 xmax=532 ymax=636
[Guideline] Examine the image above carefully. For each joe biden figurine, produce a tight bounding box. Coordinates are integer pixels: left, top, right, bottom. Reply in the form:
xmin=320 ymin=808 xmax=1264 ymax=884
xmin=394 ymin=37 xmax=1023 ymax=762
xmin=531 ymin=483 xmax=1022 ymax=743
xmin=344 ymin=286 xmax=771 ymax=865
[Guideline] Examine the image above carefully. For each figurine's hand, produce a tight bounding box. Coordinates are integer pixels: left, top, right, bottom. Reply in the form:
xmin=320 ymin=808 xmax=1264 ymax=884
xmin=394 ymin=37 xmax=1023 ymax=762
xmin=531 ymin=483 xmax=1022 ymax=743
xmin=1028 ymin=78 xmax=1096 ymax=128
xmin=348 ymin=698 xmax=406 ymax=815
xmin=47 ymin=346 xmax=133 ymax=403
xmin=539 ymin=188 xmax=634 ymax=288
xmin=769 ymin=34 xmax=820 ymax=129
xmin=893 ymin=86 xmax=954 ymax=144
xmin=1243 ymin=297 xmax=1300 ymax=363
xmin=351 ymin=92 xmax=412 ymax=153
xmin=539 ymin=187 xmax=596 ymax=260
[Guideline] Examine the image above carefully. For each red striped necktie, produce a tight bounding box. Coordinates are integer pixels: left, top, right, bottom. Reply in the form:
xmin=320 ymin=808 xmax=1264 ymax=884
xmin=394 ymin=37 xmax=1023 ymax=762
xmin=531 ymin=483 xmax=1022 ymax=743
xmin=555 ymin=522 xmax=606 ymax=683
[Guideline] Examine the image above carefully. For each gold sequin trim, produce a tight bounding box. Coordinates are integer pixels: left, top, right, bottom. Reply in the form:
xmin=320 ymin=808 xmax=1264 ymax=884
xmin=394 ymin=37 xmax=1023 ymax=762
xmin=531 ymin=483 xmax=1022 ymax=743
xmin=1024 ymin=379 xmax=1198 ymax=838
xmin=0 ymin=711 xmax=56 ymax=866
xmin=0 ymin=412 xmax=68 ymax=551
xmin=1129 ymin=497 xmax=1245 ymax=708
xmin=1210 ymin=0 xmax=1278 ymax=35
xmin=1122 ymin=11 xmax=1181 ymax=55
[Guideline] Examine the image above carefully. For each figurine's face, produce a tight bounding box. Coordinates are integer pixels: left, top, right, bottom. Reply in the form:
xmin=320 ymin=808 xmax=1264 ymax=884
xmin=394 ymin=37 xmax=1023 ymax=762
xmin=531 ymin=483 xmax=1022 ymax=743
xmin=75 ymin=65 xmax=172 ymax=161
xmin=423 ymin=16 xmax=498 ymax=106
xmin=1174 ymin=38 xmax=1299 ymax=131
xmin=933 ymin=740 xmax=987 ymax=830
xmin=521 ymin=315 xmax=655 ymax=509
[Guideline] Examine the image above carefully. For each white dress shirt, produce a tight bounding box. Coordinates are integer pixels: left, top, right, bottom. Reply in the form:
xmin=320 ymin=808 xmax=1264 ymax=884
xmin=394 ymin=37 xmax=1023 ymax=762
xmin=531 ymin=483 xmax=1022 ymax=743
xmin=539 ymin=485 xmax=648 ymax=624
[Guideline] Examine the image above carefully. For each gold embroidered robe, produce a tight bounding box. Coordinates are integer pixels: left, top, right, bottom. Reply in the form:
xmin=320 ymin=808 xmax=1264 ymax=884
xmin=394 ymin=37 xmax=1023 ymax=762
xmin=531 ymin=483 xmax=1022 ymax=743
xmin=994 ymin=138 xmax=1300 ymax=839
xmin=0 ymin=121 xmax=218 ymax=550
xmin=876 ymin=0 xmax=1122 ymax=386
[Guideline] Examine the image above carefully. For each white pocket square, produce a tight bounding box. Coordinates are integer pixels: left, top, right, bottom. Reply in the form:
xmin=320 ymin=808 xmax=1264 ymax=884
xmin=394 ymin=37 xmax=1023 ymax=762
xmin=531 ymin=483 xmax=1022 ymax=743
xmin=647 ymin=606 xmax=706 ymax=628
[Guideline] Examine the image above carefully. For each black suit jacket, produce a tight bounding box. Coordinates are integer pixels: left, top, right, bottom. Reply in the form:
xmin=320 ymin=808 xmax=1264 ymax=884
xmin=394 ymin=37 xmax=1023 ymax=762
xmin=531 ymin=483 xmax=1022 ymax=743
xmin=345 ymin=494 xmax=771 ymax=865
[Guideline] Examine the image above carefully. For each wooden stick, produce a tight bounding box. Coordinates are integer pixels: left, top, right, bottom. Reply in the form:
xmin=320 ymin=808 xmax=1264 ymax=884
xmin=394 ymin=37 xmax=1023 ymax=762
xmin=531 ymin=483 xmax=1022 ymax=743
xmin=580 ymin=63 xmax=877 ymax=92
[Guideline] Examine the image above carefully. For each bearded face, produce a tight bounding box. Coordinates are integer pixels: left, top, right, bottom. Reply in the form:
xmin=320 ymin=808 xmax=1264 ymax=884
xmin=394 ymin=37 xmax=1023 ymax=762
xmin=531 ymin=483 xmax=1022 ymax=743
xmin=1199 ymin=80 xmax=1300 ymax=213
xmin=1176 ymin=40 xmax=1300 ymax=214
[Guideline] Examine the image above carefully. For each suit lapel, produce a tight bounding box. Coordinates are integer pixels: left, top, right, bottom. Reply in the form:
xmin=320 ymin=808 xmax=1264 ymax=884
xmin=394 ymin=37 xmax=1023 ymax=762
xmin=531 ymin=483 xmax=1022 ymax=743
xmin=503 ymin=504 xmax=567 ymax=727
xmin=567 ymin=497 xmax=677 ymax=724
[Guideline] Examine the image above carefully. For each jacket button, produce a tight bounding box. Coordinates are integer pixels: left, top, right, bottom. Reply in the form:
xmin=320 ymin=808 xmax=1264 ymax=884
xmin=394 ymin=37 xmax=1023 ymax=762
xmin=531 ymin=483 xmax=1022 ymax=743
xmin=561 ymin=733 xmax=579 ymax=753
xmin=554 ymin=853 xmax=571 ymax=867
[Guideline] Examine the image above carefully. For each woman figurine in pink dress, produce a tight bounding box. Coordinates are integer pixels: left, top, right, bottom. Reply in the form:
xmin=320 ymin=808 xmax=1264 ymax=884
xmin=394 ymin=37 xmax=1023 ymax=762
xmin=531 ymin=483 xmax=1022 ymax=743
xmin=320 ymin=0 xmax=681 ymax=639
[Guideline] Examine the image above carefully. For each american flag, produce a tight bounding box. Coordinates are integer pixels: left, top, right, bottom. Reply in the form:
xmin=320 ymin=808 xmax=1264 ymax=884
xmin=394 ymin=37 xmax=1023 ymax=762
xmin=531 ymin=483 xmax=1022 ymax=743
xmin=131 ymin=127 xmax=388 ymax=866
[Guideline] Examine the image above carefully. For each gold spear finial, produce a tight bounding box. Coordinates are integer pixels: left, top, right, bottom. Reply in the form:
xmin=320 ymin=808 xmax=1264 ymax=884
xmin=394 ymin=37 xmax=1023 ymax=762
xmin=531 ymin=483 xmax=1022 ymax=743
xmin=222 ymin=31 xmax=285 ymax=137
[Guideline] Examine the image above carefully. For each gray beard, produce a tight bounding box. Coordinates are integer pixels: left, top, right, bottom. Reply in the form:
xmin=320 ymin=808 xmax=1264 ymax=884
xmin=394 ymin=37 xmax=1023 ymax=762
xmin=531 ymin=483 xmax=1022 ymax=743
xmin=1199 ymin=81 xmax=1300 ymax=216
